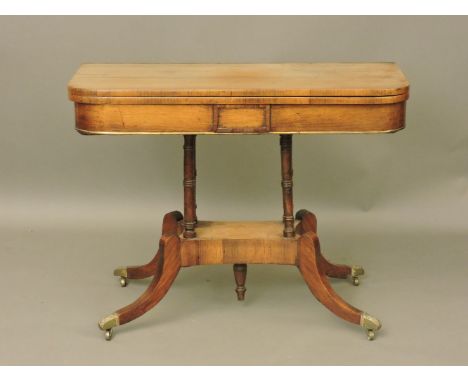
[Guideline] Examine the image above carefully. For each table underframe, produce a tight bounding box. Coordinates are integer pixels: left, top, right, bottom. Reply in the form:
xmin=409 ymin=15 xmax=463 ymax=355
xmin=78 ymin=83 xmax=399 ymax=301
xmin=98 ymin=135 xmax=382 ymax=341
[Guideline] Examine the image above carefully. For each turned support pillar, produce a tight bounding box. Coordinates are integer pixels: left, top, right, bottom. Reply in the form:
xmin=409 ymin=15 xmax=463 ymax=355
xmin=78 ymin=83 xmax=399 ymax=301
xmin=280 ymin=134 xmax=295 ymax=238
xmin=183 ymin=135 xmax=197 ymax=238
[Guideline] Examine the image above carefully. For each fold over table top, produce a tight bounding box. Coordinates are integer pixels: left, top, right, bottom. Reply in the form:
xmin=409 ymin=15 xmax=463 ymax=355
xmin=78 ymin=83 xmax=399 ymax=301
xmin=68 ymin=63 xmax=409 ymax=135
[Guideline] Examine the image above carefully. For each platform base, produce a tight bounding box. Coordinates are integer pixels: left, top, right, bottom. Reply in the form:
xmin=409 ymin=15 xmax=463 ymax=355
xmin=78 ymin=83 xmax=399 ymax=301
xmin=99 ymin=209 xmax=381 ymax=340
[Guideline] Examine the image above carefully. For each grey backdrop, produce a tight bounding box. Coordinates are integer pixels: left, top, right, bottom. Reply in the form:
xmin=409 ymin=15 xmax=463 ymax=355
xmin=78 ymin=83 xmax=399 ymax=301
xmin=1 ymin=16 xmax=467 ymax=365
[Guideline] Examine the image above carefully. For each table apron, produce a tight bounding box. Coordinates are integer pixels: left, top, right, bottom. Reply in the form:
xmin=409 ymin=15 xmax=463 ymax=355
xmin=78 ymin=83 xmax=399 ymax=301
xmin=75 ymin=102 xmax=406 ymax=134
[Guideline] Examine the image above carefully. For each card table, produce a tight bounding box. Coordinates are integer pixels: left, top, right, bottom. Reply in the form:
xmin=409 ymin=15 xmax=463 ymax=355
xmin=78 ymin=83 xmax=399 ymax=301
xmin=68 ymin=63 xmax=409 ymax=340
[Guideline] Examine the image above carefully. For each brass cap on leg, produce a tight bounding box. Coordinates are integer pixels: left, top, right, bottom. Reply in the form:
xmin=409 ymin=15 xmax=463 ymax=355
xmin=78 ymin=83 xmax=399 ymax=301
xmin=351 ymin=266 xmax=365 ymax=286
xmin=360 ymin=312 xmax=381 ymax=331
xmin=113 ymin=267 xmax=128 ymax=278
xmin=360 ymin=312 xmax=381 ymax=340
xmin=351 ymin=265 xmax=364 ymax=278
xmin=98 ymin=313 xmax=120 ymax=331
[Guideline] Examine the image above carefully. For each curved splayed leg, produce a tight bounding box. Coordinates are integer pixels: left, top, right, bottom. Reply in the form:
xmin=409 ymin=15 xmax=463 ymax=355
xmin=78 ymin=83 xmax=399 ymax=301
xmin=297 ymin=231 xmax=381 ymax=340
xmin=99 ymin=234 xmax=181 ymax=340
xmin=113 ymin=211 xmax=183 ymax=286
xmin=295 ymin=209 xmax=365 ymax=286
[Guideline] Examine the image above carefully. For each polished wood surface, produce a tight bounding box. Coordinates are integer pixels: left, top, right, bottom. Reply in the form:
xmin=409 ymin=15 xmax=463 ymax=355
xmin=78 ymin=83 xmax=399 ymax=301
xmin=179 ymin=221 xmax=299 ymax=266
xmin=108 ymin=212 xmax=183 ymax=327
xmin=75 ymin=104 xmax=213 ymax=134
xmin=271 ymin=103 xmax=405 ymax=133
xmin=117 ymin=234 xmax=181 ymax=326
xmin=72 ymin=94 xmax=408 ymax=105
xmin=183 ymin=135 xmax=197 ymax=238
xmin=213 ymin=105 xmax=270 ymax=134
xmin=105 ymin=211 xmax=369 ymax=333
xmin=75 ymin=102 xmax=405 ymax=134
xmin=298 ymin=231 xmax=362 ymax=326
xmin=75 ymin=103 xmax=406 ymax=134
xmin=280 ymin=135 xmax=295 ymax=237
xmin=295 ymin=210 xmax=353 ymax=279
xmin=69 ymin=63 xmax=409 ymax=135
xmin=119 ymin=211 xmax=183 ymax=280
xmin=80 ymin=63 xmax=407 ymax=339
xmin=69 ymin=63 xmax=408 ymax=98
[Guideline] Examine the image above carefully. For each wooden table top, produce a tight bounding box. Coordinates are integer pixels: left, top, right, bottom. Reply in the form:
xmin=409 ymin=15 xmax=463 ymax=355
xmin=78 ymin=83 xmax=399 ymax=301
xmin=68 ymin=63 xmax=409 ymax=135
xmin=69 ymin=63 xmax=409 ymax=99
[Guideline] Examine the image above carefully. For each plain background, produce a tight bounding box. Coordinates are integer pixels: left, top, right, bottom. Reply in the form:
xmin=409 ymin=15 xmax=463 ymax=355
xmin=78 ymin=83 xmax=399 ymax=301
xmin=0 ymin=16 xmax=467 ymax=365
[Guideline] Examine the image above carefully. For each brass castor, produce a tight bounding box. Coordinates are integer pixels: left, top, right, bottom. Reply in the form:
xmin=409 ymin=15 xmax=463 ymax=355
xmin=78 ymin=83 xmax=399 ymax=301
xmin=99 ymin=313 xmax=119 ymax=341
xmin=351 ymin=265 xmax=364 ymax=286
xmin=360 ymin=312 xmax=381 ymax=341
xmin=113 ymin=267 xmax=128 ymax=287
xmin=105 ymin=328 xmax=113 ymax=341
xmin=367 ymin=330 xmax=375 ymax=341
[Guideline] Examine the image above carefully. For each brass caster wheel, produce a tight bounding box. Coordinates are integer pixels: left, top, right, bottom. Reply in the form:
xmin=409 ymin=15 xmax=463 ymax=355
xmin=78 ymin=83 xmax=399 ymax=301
xmin=360 ymin=312 xmax=381 ymax=341
xmin=105 ymin=328 xmax=113 ymax=341
xmin=99 ymin=313 xmax=119 ymax=341
xmin=113 ymin=267 xmax=128 ymax=287
xmin=351 ymin=265 xmax=364 ymax=286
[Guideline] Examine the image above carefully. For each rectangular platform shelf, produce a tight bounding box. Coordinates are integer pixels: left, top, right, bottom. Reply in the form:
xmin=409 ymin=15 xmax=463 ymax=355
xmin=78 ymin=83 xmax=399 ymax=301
xmin=179 ymin=220 xmax=300 ymax=267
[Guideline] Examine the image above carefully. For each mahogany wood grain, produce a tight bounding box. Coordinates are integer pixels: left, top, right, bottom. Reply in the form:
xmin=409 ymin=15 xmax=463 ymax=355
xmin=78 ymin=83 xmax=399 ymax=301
xmin=192 ymin=136 xmax=198 ymax=224
xmin=180 ymin=221 xmax=298 ymax=266
xmin=70 ymin=63 xmax=405 ymax=337
xmin=71 ymin=94 xmax=408 ymax=106
xmin=295 ymin=209 xmax=318 ymax=234
xmin=75 ymin=104 xmax=212 ymax=134
xmin=125 ymin=250 xmax=162 ymax=280
xmin=116 ymin=234 xmax=181 ymax=326
xmin=161 ymin=210 xmax=184 ymax=236
xmin=297 ymin=232 xmax=362 ymax=325
xmin=111 ymin=212 xmax=364 ymax=330
xmin=124 ymin=211 xmax=183 ymax=280
xmin=183 ymin=136 xmax=197 ymax=238
xmin=295 ymin=209 xmax=352 ymax=279
xmin=69 ymin=63 xmax=409 ymax=99
xmin=70 ymin=63 xmax=409 ymax=135
xmin=213 ymin=105 xmax=270 ymax=133
xmin=271 ymin=103 xmax=405 ymax=133
xmin=233 ymin=264 xmax=247 ymax=301
xmin=280 ymin=135 xmax=295 ymax=237
xmin=74 ymin=102 xmax=405 ymax=135
xmin=319 ymin=254 xmax=353 ymax=279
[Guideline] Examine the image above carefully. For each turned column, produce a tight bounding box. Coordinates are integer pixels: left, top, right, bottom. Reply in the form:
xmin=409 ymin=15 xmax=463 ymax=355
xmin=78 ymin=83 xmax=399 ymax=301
xmin=280 ymin=135 xmax=295 ymax=238
xmin=193 ymin=135 xmax=198 ymax=224
xmin=183 ymin=135 xmax=197 ymax=238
